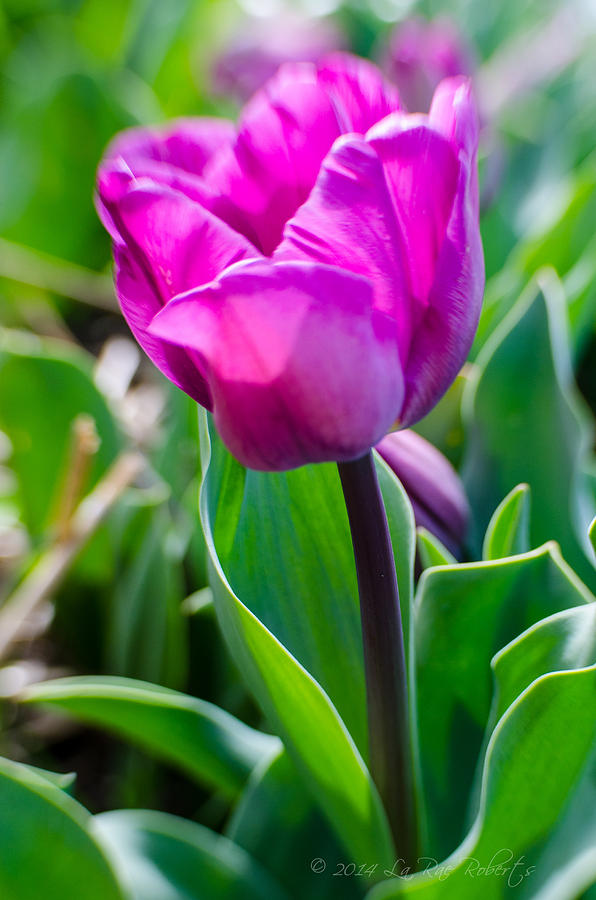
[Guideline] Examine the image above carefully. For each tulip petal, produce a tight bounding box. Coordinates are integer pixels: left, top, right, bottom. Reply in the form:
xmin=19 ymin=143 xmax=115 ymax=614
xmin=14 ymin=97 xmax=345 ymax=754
xmin=370 ymin=80 xmax=482 ymax=425
xmin=275 ymin=134 xmax=413 ymax=363
xmin=149 ymin=260 xmax=405 ymax=470
xmin=204 ymin=54 xmax=401 ymax=254
xmin=103 ymin=117 xmax=236 ymax=179
xmin=204 ymin=63 xmax=343 ymax=254
xmin=398 ymin=154 xmax=484 ymax=426
xmin=276 ymin=116 xmax=459 ymax=378
xmin=429 ymin=77 xmax=479 ymax=163
xmin=317 ymin=52 xmax=401 ymax=132
xmin=100 ymin=178 xmax=259 ymax=407
xmin=429 ymin=76 xmax=479 ymax=209
xmin=366 ymin=114 xmax=459 ymax=313
xmin=97 ymin=119 xmax=234 ymax=221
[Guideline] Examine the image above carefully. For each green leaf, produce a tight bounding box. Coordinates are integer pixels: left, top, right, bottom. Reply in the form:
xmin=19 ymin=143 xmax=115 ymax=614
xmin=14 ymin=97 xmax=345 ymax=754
xmin=19 ymin=763 xmax=76 ymax=792
xmin=199 ymin=411 xmax=400 ymax=868
xmin=368 ymin=664 xmax=596 ymax=900
xmin=413 ymin=543 xmax=593 ymax=860
xmin=589 ymin=516 xmax=596 ymax=556
xmin=0 ymin=756 xmax=124 ymax=900
xmin=0 ymin=331 xmax=121 ymax=536
xmin=23 ymin=675 xmax=280 ymax=798
xmin=491 ymin=603 xmax=596 ymax=723
xmin=482 ymin=484 xmax=531 ymax=560
xmin=463 ymin=271 xmax=596 ymax=588
xmin=93 ymin=809 xmax=289 ymax=900
xmin=416 ymin=528 xmax=456 ymax=569
xmin=228 ymin=750 xmax=364 ymax=900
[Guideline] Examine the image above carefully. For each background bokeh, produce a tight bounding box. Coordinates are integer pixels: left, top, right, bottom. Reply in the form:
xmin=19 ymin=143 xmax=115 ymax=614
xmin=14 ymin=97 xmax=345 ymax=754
xmin=1 ymin=0 xmax=596 ymax=870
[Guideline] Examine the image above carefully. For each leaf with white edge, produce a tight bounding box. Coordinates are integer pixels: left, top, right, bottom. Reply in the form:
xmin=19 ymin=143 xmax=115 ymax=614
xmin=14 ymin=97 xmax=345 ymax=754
xmin=459 ymin=604 xmax=596 ymax=900
xmin=200 ymin=418 xmax=415 ymax=756
xmin=413 ymin=543 xmax=594 ymax=860
xmin=417 ymin=528 xmax=456 ymax=569
xmin=0 ymin=756 xmax=124 ymax=900
xmin=463 ymin=271 xmax=596 ymax=588
xmin=93 ymin=809 xmax=289 ymax=900
xmin=200 ymin=411 xmax=397 ymax=869
xmin=367 ymin=665 xmax=596 ymax=899
xmin=409 ymin=602 xmax=596 ymax=899
xmin=492 ymin=604 xmax=596 ymax=723
xmin=482 ymin=484 xmax=531 ymax=560
xmin=23 ymin=676 xmax=280 ymax=798
xmin=20 ymin=763 xmax=76 ymax=792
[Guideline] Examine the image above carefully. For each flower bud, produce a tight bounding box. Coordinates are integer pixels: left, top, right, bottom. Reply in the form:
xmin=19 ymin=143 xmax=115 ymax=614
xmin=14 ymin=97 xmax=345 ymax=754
xmin=376 ymin=430 xmax=469 ymax=557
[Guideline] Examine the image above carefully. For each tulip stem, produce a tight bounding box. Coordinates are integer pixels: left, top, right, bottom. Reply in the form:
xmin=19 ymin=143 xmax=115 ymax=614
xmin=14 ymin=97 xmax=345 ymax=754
xmin=338 ymin=451 xmax=418 ymax=870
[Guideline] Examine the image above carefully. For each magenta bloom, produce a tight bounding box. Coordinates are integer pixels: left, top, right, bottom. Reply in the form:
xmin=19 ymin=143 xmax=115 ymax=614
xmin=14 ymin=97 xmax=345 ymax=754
xmin=97 ymin=54 xmax=483 ymax=471
xmin=376 ymin=430 xmax=469 ymax=557
xmin=383 ymin=17 xmax=475 ymax=113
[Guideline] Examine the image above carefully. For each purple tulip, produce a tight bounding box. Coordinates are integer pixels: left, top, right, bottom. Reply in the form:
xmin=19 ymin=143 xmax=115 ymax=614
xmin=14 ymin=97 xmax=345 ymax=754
xmin=211 ymin=13 xmax=346 ymax=104
xmin=383 ymin=17 xmax=475 ymax=113
xmin=376 ymin=430 xmax=469 ymax=557
xmin=97 ymin=53 xmax=484 ymax=471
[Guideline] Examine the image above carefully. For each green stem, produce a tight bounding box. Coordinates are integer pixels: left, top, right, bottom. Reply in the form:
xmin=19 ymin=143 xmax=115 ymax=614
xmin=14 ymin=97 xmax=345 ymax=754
xmin=338 ymin=452 xmax=418 ymax=869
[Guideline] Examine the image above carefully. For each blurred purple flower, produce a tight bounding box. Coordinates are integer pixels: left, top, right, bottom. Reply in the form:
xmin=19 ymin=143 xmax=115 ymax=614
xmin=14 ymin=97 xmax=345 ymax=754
xmin=383 ymin=17 xmax=475 ymax=112
xmin=377 ymin=430 xmax=469 ymax=557
xmin=96 ymin=54 xmax=483 ymax=471
xmin=211 ymin=13 xmax=346 ymax=104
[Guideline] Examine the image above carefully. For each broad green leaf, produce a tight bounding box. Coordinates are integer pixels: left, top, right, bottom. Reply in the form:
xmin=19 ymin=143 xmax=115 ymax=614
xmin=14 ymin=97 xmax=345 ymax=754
xmin=475 ymin=605 xmax=596 ymax=900
xmin=228 ymin=750 xmax=363 ymax=900
xmin=199 ymin=411 xmax=398 ymax=868
xmin=0 ymin=331 xmax=121 ymax=536
xmin=93 ymin=809 xmax=288 ymax=900
xmin=376 ymin=452 xmax=416 ymax=661
xmin=590 ymin=516 xmax=596 ymax=556
xmin=23 ymin=675 xmax=280 ymax=798
xmin=200 ymin=414 xmax=415 ymax=758
xmin=368 ymin=664 xmax=596 ymax=899
xmin=492 ymin=604 xmax=596 ymax=722
xmin=482 ymin=484 xmax=531 ymax=560
xmin=416 ymin=528 xmax=456 ymax=569
xmin=413 ymin=543 xmax=593 ymax=860
xmin=0 ymin=756 xmax=124 ymax=900
xmin=463 ymin=271 xmax=596 ymax=587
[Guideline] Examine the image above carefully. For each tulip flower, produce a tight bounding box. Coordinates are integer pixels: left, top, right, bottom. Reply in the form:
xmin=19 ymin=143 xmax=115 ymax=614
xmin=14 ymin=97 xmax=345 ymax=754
xmin=97 ymin=53 xmax=484 ymax=472
xmin=383 ymin=17 xmax=474 ymax=113
xmin=376 ymin=429 xmax=469 ymax=557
